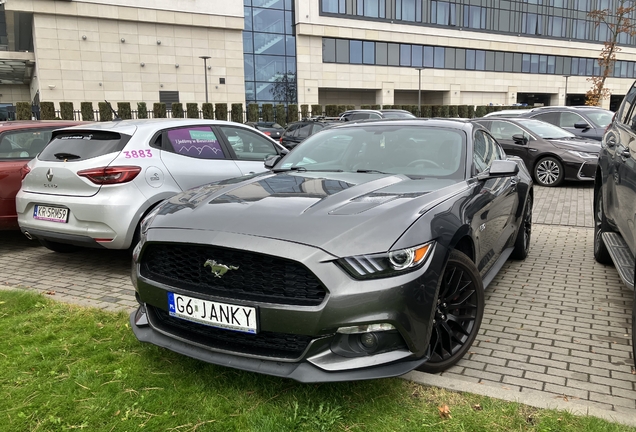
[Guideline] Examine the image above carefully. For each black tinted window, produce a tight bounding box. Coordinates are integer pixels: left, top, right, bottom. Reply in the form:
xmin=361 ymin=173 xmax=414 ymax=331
xmin=620 ymin=84 xmax=636 ymax=125
xmin=0 ymin=128 xmax=55 ymax=160
xmin=296 ymin=123 xmax=312 ymax=138
xmin=39 ymin=131 xmax=129 ymax=162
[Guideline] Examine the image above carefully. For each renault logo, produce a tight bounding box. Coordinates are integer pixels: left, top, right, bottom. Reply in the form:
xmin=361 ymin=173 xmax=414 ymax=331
xmin=204 ymin=259 xmax=239 ymax=278
xmin=46 ymin=169 xmax=54 ymax=182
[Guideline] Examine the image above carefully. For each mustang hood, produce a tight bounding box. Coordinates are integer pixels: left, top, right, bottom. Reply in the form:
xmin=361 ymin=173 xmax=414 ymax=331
xmin=149 ymin=172 xmax=468 ymax=257
xmin=548 ymin=137 xmax=601 ymax=152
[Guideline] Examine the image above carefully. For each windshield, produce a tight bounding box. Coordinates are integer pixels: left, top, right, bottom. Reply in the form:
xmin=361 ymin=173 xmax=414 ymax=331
xmin=381 ymin=111 xmax=417 ymax=119
xmin=276 ymin=125 xmax=466 ymax=180
xmin=584 ymin=110 xmax=613 ymax=128
xmin=517 ymin=119 xmax=575 ymax=139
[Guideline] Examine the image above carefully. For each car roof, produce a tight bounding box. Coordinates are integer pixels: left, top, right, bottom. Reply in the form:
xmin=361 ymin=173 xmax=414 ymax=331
xmin=59 ymin=118 xmax=255 ymax=134
xmin=527 ymin=105 xmax=612 ymax=112
xmin=0 ymin=120 xmax=86 ymax=131
xmin=327 ymin=117 xmax=475 ymax=133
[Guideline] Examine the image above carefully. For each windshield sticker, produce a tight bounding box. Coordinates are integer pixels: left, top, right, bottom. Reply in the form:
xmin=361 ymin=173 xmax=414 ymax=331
xmin=167 ymin=127 xmax=225 ymax=159
xmin=59 ymin=135 xmax=92 ymax=140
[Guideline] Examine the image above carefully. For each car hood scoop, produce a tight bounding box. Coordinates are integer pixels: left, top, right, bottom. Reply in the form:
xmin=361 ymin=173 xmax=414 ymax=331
xmin=150 ymin=172 xmax=465 ymax=256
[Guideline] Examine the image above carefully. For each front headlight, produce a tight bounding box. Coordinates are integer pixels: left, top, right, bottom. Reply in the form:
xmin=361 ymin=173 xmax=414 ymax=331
xmin=338 ymin=242 xmax=434 ymax=279
xmin=567 ymin=150 xmax=598 ymax=159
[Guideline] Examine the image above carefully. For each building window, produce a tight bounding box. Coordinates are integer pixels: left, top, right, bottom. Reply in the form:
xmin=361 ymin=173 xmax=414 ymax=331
xmin=463 ymin=5 xmax=487 ymax=30
xmin=431 ymin=1 xmax=457 ymax=26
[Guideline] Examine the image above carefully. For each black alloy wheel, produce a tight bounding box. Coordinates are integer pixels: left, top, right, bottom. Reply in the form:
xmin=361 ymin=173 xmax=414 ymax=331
xmin=594 ymin=189 xmax=613 ymax=265
xmin=417 ymin=250 xmax=484 ymax=374
xmin=511 ymin=194 xmax=533 ymax=260
xmin=534 ymin=157 xmax=564 ymax=187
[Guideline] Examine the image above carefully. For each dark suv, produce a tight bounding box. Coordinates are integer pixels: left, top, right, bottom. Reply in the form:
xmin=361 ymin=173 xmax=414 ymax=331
xmin=594 ymin=83 xmax=636 ymax=364
xmin=280 ymin=117 xmax=340 ymax=150
xmin=521 ymin=106 xmax=614 ymax=141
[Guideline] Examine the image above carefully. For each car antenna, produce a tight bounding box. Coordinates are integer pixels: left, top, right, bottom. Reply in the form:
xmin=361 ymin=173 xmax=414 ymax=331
xmin=105 ymin=100 xmax=121 ymax=121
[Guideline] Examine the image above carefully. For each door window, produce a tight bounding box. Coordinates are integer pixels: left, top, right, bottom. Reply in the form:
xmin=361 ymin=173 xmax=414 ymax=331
xmin=559 ymin=112 xmax=586 ymax=128
xmin=283 ymin=124 xmax=300 ymax=137
xmin=473 ymin=131 xmax=500 ymax=173
xmin=489 ymin=121 xmax=526 ymax=141
xmin=217 ymin=126 xmax=278 ymax=161
xmin=0 ymin=128 xmax=55 ymax=159
xmin=165 ymin=126 xmax=225 ymax=159
xmin=532 ymin=112 xmax=559 ymax=126
xmin=296 ymin=123 xmax=312 ymax=138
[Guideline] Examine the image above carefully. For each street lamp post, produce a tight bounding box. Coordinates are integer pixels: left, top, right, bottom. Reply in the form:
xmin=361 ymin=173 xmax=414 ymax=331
xmin=416 ymin=68 xmax=423 ymax=116
xmin=563 ymin=75 xmax=571 ymax=106
xmin=199 ymin=56 xmax=211 ymax=104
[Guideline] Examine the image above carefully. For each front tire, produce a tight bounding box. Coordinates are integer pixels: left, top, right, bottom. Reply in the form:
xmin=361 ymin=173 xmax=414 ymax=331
xmin=416 ymin=250 xmax=484 ymax=374
xmin=594 ymin=188 xmax=613 ymax=265
xmin=534 ymin=157 xmax=564 ymax=187
xmin=511 ymin=194 xmax=532 ymax=260
xmin=38 ymin=239 xmax=79 ymax=253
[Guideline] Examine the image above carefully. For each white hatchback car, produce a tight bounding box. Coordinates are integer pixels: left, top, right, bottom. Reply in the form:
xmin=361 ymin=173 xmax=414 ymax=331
xmin=17 ymin=119 xmax=285 ymax=252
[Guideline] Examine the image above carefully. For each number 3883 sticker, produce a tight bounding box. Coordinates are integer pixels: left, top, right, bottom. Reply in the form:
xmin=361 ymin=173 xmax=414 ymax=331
xmin=124 ymin=150 xmax=153 ymax=158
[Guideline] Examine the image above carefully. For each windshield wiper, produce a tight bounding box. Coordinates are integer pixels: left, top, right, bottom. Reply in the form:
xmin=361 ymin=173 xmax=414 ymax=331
xmin=54 ymin=152 xmax=81 ymax=160
xmin=356 ymin=169 xmax=388 ymax=174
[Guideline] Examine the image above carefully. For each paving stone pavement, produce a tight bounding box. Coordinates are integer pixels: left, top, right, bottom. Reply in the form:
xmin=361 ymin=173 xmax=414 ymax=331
xmin=1 ymin=182 xmax=634 ymax=425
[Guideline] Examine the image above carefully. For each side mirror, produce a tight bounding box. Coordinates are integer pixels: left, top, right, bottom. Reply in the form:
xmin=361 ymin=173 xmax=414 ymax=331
xmin=264 ymin=154 xmax=282 ymax=169
xmin=478 ymin=159 xmax=519 ymax=180
xmin=512 ymin=134 xmax=528 ymax=145
xmin=574 ymin=122 xmax=591 ymax=130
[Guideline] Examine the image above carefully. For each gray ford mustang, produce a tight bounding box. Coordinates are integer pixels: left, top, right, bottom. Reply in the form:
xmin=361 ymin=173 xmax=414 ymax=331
xmin=130 ymin=118 xmax=533 ymax=382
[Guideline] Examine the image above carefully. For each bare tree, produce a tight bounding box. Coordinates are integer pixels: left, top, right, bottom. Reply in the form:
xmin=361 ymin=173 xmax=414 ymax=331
xmin=586 ymin=0 xmax=636 ymax=106
xmin=270 ymin=72 xmax=297 ymax=105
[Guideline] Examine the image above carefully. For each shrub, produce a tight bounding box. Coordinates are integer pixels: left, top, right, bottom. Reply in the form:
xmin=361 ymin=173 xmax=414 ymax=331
xmin=371 ymin=104 xmax=380 ymax=110
xmin=231 ymin=103 xmax=243 ymax=123
xmin=421 ymin=105 xmax=432 ymax=117
xmin=60 ymin=102 xmax=74 ymax=120
xmin=430 ymin=105 xmax=440 ymax=117
xmin=346 ymin=105 xmax=355 ymax=110
xmin=262 ymin=104 xmax=273 ymax=122
xmin=215 ymin=103 xmax=227 ymax=120
xmin=311 ymin=104 xmax=322 ymax=117
xmin=465 ymin=105 xmax=475 ymax=118
xmin=16 ymin=102 xmax=31 ymax=120
xmin=40 ymin=102 xmax=55 ymax=120
xmin=117 ymin=102 xmax=131 ymax=120
xmin=300 ymin=104 xmax=309 ymax=119
xmin=137 ymin=102 xmax=148 ymax=119
xmin=360 ymin=104 xmax=371 ymax=109
xmin=98 ymin=102 xmax=113 ymax=121
xmin=275 ymin=104 xmax=286 ymax=126
xmin=475 ymin=106 xmax=487 ymax=118
xmin=153 ymin=102 xmax=167 ymax=119
xmin=325 ymin=105 xmax=338 ymax=117
xmin=202 ymin=103 xmax=214 ymax=119
xmin=409 ymin=105 xmax=418 ymax=116
xmin=186 ymin=103 xmax=199 ymax=119
xmin=288 ymin=104 xmax=299 ymax=123
xmin=457 ymin=105 xmax=467 ymax=118
xmin=171 ymin=102 xmax=184 ymax=119
xmin=80 ymin=102 xmax=94 ymax=121
xmin=247 ymin=103 xmax=259 ymax=122
xmin=439 ymin=105 xmax=449 ymax=118
xmin=448 ymin=105 xmax=459 ymax=118
xmin=337 ymin=104 xmax=346 ymax=115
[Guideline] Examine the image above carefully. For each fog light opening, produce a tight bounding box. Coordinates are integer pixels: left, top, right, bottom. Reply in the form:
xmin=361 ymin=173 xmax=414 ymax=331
xmin=359 ymin=333 xmax=378 ymax=350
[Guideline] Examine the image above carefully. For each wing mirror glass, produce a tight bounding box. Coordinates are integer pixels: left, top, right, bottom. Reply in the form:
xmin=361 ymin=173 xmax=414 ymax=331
xmin=574 ymin=122 xmax=591 ymax=130
xmin=512 ymin=134 xmax=528 ymax=145
xmin=264 ymin=154 xmax=282 ymax=169
xmin=478 ymin=160 xmax=519 ymax=180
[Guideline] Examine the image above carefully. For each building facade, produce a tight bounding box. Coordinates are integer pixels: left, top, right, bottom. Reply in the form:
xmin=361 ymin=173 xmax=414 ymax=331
xmin=3 ymin=0 xmax=636 ymax=111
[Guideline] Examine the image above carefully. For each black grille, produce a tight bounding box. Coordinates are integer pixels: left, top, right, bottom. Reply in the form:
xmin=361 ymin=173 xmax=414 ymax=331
xmin=150 ymin=306 xmax=313 ymax=359
xmin=140 ymin=243 xmax=326 ymax=306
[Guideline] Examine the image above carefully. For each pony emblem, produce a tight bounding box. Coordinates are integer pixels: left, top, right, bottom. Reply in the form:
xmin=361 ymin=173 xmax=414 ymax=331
xmin=204 ymin=259 xmax=239 ymax=278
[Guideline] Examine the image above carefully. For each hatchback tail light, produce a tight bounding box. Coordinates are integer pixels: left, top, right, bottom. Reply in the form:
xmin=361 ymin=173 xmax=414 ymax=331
xmin=20 ymin=163 xmax=31 ymax=180
xmin=263 ymin=131 xmax=271 ymax=136
xmin=77 ymin=166 xmax=141 ymax=184
xmin=280 ymin=136 xmax=283 ymax=143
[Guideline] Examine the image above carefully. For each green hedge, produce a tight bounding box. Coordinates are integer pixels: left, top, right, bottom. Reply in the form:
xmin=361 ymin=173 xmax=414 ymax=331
xmin=276 ymin=104 xmax=286 ymax=126
xmin=153 ymin=102 xmax=166 ymax=119
xmin=300 ymin=104 xmax=309 ymax=119
xmin=215 ymin=103 xmax=227 ymax=121
xmin=137 ymin=102 xmax=148 ymax=119
xmin=262 ymin=104 xmax=273 ymax=122
xmin=421 ymin=105 xmax=432 ymax=117
xmin=311 ymin=104 xmax=322 ymax=117
xmin=80 ymin=102 xmax=94 ymax=121
xmin=202 ymin=103 xmax=214 ymax=119
xmin=16 ymin=102 xmax=31 ymax=120
xmin=247 ymin=103 xmax=259 ymax=122
xmin=171 ymin=103 xmax=184 ymax=119
xmin=99 ymin=102 xmax=112 ymax=122
xmin=360 ymin=104 xmax=371 ymax=109
xmin=465 ymin=105 xmax=475 ymax=118
xmin=346 ymin=105 xmax=355 ymax=110
xmin=186 ymin=103 xmax=199 ymax=119
xmin=231 ymin=103 xmax=243 ymax=123
xmin=325 ymin=104 xmax=338 ymax=117
xmin=475 ymin=106 xmax=487 ymax=117
xmin=371 ymin=104 xmax=380 ymax=110
xmin=117 ymin=102 xmax=131 ymax=120
xmin=337 ymin=104 xmax=346 ymax=115
xmin=40 ymin=102 xmax=55 ymax=120
xmin=448 ymin=105 xmax=459 ymax=118
xmin=60 ymin=102 xmax=74 ymax=120
xmin=288 ymin=104 xmax=299 ymax=123
xmin=439 ymin=105 xmax=449 ymax=117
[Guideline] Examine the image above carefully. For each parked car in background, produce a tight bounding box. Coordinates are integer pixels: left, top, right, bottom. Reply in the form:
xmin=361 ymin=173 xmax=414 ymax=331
xmin=520 ymin=106 xmax=613 ymax=141
xmin=280 ymin=117 xmax=340 ymax=150
xmin=130 ymin=118 xmax=533 ymax=382
xmin=473 ymin=117 xmax=600 ymax=187
xmin=245 ymin=121 xmax=285 ymax=140
xmin=593 ymin=81 xmax=636 ymax=365
xmin=339 ymin=109 xmax=416 ymax=121
xmin=17 ymin=119 xmax=285 ymax=252
xmin=482 ymin=109 xmax=533 ymax=118
xmin=0 ymin=120 xmax=84 ymax=230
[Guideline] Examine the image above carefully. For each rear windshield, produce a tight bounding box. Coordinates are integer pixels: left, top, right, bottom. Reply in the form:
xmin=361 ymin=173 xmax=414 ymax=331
xmin=39 ymin=131 xmax=130 ymax=162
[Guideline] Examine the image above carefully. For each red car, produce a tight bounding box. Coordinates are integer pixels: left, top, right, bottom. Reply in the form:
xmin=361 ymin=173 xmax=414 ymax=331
xmin=0 ymin=121 xmax=84 ymax=230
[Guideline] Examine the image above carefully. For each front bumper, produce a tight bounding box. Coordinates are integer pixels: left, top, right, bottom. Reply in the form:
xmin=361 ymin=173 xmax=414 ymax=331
xmin=131 ymin=228 xmax=447 ymax=382
xmin=563 ymin=160 xmax=596 ymax=182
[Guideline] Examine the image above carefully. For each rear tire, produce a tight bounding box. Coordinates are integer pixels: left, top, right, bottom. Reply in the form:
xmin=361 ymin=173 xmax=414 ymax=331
xmin=594 ymin=189 xmax=613 ymax=265
xmin=38 ymin=239 xmax=79 ymax=253
xmin=416 ymin=250 xmax=484 ymax=374
xmin=511 ymin=194 xmax=532 ymax=260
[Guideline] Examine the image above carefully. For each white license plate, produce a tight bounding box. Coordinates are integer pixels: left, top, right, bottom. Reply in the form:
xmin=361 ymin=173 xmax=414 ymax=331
xmin=168 ymin=292 xmax=258 ymax=334
xmin=33 ymin=205 xmax=69 ymax=223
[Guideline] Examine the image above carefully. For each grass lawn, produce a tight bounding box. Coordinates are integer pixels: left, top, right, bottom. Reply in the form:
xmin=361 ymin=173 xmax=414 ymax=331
xmin=0 ymin=290 xmax=633 ymax=432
